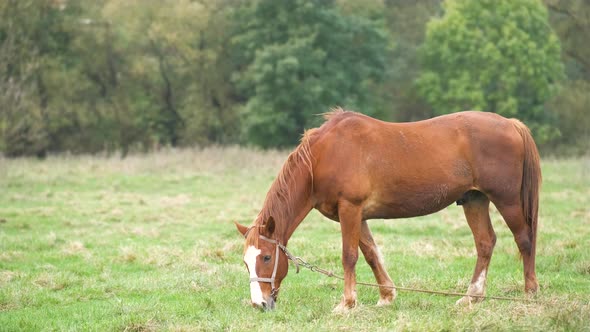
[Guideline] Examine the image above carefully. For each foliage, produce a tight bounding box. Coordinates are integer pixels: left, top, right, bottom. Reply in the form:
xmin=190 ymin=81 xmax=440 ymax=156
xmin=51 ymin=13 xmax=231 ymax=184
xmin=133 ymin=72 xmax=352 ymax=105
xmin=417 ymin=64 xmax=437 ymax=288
xmin=231 ymin=0 xmax=391 ymax=147
xmin=0 ymin=0 xmax=237 ymax=156
xmin=0 ymin=0 xmax=78 ymax=156
xmin=544 ymin=0 xmax=590 ymax=154
xmin=416 ymin=0 xmax=564 ymax=143
xmin=545 ymin=0 xmax=590 ymax=80
xmin=382 ymin=0 xmax=443 ymax=122
xmin=0 ymin=149 xmax=589 ymax=330
xmin=1 ymin=1 xmax=589 ymax=155
xmin=546 ymin=80 xmax=590 ymax=153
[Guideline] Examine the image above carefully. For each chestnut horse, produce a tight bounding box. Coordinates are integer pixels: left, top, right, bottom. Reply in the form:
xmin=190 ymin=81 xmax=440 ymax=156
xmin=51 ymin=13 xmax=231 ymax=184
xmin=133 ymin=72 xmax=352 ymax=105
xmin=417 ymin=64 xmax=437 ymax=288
xmin=236 ymin=108 xmax=540 ymax=311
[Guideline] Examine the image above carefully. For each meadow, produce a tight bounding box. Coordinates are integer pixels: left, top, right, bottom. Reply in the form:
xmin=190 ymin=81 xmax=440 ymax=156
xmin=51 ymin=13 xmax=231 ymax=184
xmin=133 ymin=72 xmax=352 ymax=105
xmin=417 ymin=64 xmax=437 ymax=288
xmin=0 ymin=147 xmax=589 ymax=331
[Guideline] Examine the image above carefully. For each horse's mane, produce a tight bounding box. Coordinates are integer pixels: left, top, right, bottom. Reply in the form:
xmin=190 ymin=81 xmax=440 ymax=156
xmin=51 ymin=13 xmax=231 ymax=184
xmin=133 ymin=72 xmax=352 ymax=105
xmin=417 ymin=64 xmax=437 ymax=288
xmin=245 ymin=128 xmax=317 ymax=246
xmin=245 ymin=108 xmax=356 ymax=246
xmin=322 ymin=106 xmax=361 ymax=124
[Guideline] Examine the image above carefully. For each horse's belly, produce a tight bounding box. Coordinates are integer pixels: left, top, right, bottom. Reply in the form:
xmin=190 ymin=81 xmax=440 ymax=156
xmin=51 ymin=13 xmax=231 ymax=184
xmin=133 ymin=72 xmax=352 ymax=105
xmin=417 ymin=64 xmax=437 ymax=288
xmin=362 ymin=185 xmax=465 ymax=219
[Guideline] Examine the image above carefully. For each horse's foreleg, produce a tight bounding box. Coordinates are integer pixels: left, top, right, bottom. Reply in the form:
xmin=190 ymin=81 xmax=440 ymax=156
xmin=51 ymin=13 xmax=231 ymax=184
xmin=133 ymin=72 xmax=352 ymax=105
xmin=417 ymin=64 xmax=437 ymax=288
xmin=457 ymin=193 xmax=496 ymax=305
xmin=333 ymin=201 xmax=362 ymax=312
xmin=359 ymin=220 xmax=396 ymax=306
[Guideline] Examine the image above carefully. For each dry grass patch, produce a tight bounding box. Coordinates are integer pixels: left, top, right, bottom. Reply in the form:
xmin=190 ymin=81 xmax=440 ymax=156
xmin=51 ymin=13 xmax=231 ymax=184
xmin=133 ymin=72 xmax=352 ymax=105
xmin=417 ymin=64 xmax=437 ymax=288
xmin=130 ymin=227 xmax=161 ymax=238
xmin=119 ymin=246 xmax=139 ymax=263
xmin=0 ymin=271 xmax=20 ymax=285
xmin=438 ymin=209 xmax=467 ymax=229
xmin=575 ymin=261 xmax=590 ymax=275
xmin=405 ymin=239 xmax=474 ymax=259
xmin=167 ymin=324 xmax=201 ymax=332
xmin=144 ymin=246 xmax=184 ymax=267
xmin=0 ymin=250 xmax=23 ymax=262
xmin=62 ymin=240 xmax=90 ymax=258
xmin=33 ymin=272 xmax=67 ymax=291
xmin=496 ymin=278 xmax=525 ymax=294
xmin=46 ymin=231 xmax=58 ymax=247
xmin=159 ymin=194 xmax=192 ymax=207
xmin=122 ymin=319 xmax=159 ymax=332
xmin=200 ymin=239 xmax=240 ymax=262
xmin=545 ymin=300 xmax=590 ymax=330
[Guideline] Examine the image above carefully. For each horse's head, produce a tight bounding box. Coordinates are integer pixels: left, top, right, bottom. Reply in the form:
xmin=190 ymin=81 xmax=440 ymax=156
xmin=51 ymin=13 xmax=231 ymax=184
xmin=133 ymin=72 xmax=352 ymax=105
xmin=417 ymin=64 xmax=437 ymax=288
xmin=236 ymin=218 xmax=289 ymax=310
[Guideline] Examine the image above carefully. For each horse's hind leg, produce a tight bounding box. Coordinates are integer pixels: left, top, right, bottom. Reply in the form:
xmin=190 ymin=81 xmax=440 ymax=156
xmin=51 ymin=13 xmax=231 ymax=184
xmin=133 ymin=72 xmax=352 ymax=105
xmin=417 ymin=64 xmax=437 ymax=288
xmin=359 ymin=220 xmax=396 ymax=306
xmin=457 ymin=191 xmax=496 ymax=305
xmin=494 ymin=202 xmax=538 ymax=294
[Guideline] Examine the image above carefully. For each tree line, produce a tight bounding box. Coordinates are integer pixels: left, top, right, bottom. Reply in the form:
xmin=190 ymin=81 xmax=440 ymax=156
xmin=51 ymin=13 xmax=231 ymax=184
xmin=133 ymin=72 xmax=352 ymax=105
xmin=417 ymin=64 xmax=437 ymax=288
xmin=0 ymin=0 xmax=587 ymax=157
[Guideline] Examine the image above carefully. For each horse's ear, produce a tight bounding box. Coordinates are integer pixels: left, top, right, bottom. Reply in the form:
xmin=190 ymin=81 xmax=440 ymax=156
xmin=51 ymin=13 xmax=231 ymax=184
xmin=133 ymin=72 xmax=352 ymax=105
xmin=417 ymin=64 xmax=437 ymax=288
xmin=265 ymin=216 xmax=276 ymax=236
xmin=235 ymin=222 xmax=249 ymax=237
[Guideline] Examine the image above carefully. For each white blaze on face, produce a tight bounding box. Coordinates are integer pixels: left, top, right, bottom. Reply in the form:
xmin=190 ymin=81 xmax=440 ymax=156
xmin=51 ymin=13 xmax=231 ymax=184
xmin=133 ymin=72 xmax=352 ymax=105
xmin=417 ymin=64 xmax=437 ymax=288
xmin=244 ymin=245 xmax=265 ymax=305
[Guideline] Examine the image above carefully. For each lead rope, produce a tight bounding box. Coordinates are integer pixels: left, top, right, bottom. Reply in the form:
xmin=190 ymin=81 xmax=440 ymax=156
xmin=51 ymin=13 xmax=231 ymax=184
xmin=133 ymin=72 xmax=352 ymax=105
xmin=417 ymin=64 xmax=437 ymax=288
xmin=280 ymin=247 xmax=539 ymax=303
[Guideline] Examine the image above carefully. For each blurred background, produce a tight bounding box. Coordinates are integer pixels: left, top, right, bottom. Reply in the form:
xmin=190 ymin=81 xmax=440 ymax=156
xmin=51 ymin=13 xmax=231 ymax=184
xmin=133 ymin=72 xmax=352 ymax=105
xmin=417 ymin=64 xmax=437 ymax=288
xmin=0 ymin=0 xmax=587 ymax=157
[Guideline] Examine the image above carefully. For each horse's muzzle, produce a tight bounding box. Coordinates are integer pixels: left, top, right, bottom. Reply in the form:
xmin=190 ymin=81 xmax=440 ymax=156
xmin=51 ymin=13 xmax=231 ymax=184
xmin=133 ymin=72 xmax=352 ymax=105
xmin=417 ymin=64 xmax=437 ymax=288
xmin=253 ymin=296 xmax=276 ymax=311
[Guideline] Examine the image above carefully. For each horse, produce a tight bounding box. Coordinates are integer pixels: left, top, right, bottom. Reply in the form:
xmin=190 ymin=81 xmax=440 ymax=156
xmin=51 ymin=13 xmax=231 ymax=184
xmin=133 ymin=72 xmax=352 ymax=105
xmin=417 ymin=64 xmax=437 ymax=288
xmin=236 ymin=108 xmax=541 ymax=311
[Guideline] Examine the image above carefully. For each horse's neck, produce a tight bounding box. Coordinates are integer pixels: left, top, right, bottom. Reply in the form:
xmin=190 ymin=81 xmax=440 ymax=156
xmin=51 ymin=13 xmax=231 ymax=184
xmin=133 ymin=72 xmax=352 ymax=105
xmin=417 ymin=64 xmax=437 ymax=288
xmin=265 ymin=166 xmax=313 ymax=246
xmin=282 ymin=186 xmax=313 ymax=245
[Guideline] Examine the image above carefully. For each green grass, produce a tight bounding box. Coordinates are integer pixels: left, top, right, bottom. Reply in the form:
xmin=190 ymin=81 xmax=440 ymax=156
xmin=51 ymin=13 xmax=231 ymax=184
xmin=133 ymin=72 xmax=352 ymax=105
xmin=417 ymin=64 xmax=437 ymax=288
xmin=1 ymin=148 xmax=589 ymax=331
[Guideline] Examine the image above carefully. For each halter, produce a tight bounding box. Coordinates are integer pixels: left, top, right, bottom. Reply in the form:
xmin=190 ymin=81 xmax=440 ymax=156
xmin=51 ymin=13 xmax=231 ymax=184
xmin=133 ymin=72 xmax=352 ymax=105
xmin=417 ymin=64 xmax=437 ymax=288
xmin=249 ymin=235 xmax=282 ymax=292
xmin=244 ymin=230 xmax=300 ymax=296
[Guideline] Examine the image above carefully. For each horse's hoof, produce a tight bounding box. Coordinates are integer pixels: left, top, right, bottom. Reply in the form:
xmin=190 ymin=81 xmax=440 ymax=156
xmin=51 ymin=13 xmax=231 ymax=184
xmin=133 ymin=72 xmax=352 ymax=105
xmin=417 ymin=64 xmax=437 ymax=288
xmin=332 ymin=300 xmax=357 ymax=313
xmin=455 ymin=295 xmax=484 ymax=306
xmin=455 ymin=296 xmax=471 ymax=306
xmin=525 ymin=284 xmax=539 ymax=295
xmin=377 ymin=298 xmax=393 ymax=306
xmin=377 ymin=292 xmax=396 ymax=306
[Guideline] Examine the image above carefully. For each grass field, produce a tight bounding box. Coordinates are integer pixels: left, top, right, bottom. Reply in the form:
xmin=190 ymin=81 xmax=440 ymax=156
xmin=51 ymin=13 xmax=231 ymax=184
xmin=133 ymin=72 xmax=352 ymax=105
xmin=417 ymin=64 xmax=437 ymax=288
xmin=1 ymin=147 xmax=589 ymax=331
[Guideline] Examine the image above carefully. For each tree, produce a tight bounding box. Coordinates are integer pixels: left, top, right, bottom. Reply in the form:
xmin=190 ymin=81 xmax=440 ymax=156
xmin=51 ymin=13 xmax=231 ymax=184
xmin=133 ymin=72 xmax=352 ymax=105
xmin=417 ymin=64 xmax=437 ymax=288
xmin=382 ymin=0 xmax=442 ymax=122
xmin=545 ymin=0 xmax=590 ymax=80
xmin=0 ymin=0 xmax=81 ymax=156
xmin=0 ymin=0 xmax=240 ymax=156
xmin=97 ymin=0 xmax=238 ymax=149
xmin=544 ymin=0 xmax=590 ymax=153
xmin=416 ymin=0 xmax=563 ymax=142
xmin=231 ymin=0 xmax=391 ymax=148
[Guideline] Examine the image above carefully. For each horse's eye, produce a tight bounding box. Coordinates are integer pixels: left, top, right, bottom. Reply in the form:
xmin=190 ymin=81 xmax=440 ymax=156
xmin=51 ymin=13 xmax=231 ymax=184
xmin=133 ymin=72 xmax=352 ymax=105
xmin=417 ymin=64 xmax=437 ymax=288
xmin=263 ymin=255 xmax=272 ymax=263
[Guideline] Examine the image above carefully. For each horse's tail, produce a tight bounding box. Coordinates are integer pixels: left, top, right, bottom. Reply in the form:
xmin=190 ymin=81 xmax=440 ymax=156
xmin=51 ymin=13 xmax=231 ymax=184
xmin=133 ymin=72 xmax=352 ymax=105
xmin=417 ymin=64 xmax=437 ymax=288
xmin=511 ymin=119 xmax=541 ymax=257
